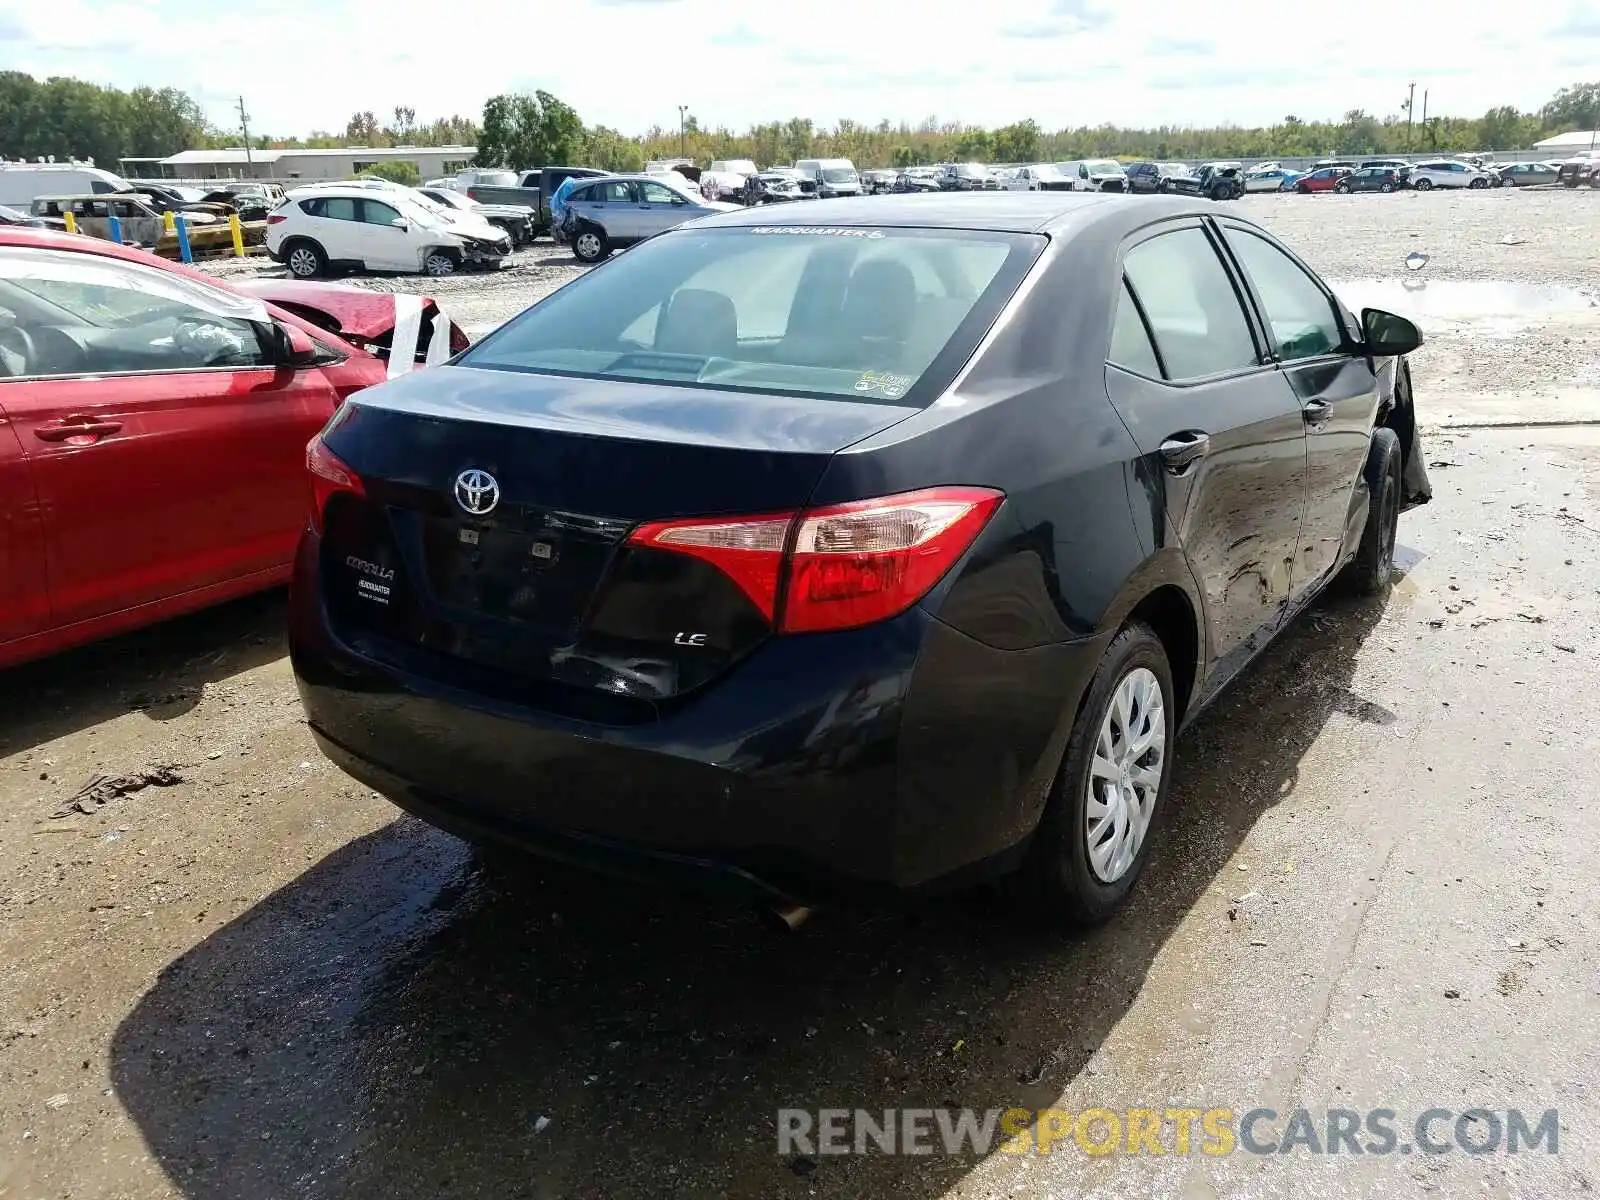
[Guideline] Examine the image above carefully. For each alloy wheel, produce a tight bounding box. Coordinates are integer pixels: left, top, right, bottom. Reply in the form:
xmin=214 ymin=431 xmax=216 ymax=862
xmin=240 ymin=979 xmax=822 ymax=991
xmin=287 ymin=247 xmax=318 ymax=277
xmin=575 ymin=232 xmax=601 ymax=260
xmin=1085 ymin=667 xmax=1166 ymax=883
xmin=424 ymin=253 xmax=455 ymax=277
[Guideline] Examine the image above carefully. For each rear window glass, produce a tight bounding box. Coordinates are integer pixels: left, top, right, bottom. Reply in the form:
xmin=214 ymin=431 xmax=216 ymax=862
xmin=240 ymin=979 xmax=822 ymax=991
xmin=458 ymin=227 xmax=1044 ymax=405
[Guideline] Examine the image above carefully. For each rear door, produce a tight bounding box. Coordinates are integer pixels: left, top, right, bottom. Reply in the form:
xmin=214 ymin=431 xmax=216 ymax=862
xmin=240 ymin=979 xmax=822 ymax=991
xmin=1215 ymin=218 xmax=1379 ymax=598
xmin=1102 ymin=219 xmax=1309 ymax=691
xmin=0 ymin=405 xmax=49 ymax=645
xmin=299 ymin=194 xmax=362 ymax=263
xmin=0 ymin=243 xmax=342 ymax=625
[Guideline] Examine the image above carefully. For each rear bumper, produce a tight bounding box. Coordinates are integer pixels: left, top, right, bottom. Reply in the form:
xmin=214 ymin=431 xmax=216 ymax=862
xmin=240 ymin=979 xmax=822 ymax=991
xmin=289 ymin=530 xmax=1100 ymax=903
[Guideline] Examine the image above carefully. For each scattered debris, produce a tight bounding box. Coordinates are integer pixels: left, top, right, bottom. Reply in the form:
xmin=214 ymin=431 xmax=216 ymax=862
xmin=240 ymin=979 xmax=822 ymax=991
xmin=43 ymin=1094 xmax=69 ymax=1110
xmin=1443 ymin=989 xmax=1462 ymax=1000
xmin=533 ymin=1115 xmax=552 ymax=1134
xmin=1555 ymin=643 xmax=1576 ymax=653
xmin=50 ymin=767 xmax=183 ymax=819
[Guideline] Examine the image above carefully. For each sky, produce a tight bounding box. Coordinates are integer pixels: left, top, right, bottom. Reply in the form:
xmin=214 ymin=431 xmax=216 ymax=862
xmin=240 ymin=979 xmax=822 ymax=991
xmin=4 ymin=0 xmax=1597 ymax=140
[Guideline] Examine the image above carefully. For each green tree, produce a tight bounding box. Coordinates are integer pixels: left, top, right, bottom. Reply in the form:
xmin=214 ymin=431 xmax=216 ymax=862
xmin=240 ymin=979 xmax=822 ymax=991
xmin=474 ymin=89 xmax=585 ymax=168
xmin=359 ymin=160 xmax=422 ymax=186
xmin=584 ymin=125 xmax=644 ymax=172
xmin=1541 ymin=81 xmax=1600 ymax=131
xmin=992 ymin=119 xmax=1041 ymax=163
xmin=1477 ymin=105 xmax=1532 ymax=150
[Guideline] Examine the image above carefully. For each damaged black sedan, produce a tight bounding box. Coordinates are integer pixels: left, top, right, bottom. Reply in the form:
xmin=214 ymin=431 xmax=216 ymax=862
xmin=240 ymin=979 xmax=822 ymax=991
xmin=291 ymin=194 xmax=1428 ymax=925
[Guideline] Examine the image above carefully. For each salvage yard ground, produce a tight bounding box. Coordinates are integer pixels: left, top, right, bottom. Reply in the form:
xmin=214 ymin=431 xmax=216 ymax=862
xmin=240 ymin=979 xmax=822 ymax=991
xmin=3 ymin=189 xmax=1599 ymax=1200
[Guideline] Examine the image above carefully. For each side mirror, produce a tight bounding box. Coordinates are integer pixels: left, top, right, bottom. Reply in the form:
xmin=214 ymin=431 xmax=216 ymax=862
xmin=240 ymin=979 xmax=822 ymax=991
xmin=390 ymin=217 xmax=410 ymax=230
xmin=1361 ymin=308 xmax=1423 ymax=357
xmin=273 ymin=321 xmax=320 ymax=366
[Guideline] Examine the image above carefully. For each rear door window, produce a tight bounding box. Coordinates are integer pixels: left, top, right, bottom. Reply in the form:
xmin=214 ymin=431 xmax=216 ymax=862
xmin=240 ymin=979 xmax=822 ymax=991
xmin=1108 ymin=280 xmax=1162 ymax=378
xmin=1121 ymin=227 xmax=1259 ymax=380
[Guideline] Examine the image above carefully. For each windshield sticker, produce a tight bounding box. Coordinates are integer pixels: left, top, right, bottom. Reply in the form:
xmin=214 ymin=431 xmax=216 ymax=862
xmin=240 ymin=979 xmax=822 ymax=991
xmin=852 ymin=371 xmax=915 ymax=399
xmin=750 ymin=226 xmax=885 ymax=239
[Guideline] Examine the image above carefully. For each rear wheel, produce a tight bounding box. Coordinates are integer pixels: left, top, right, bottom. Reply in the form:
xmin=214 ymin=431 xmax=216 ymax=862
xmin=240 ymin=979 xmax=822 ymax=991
xmin=1014 ymin=623 xmax=1175 ymax=926
xmin=1415 ymin=177 xmax=1433 ymax=190
xmin=1339 ymin=427 xmax=1402 ymax=598
xmin=572 ymin=225 xmax=610 ymax=263
xmin=284 ymin=240 xmax=326 ymax=279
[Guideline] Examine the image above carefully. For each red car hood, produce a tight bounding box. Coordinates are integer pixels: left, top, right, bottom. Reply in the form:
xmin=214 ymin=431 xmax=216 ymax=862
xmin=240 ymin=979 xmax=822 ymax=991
xmin=231 ymin=279 xmax=422 ymax=340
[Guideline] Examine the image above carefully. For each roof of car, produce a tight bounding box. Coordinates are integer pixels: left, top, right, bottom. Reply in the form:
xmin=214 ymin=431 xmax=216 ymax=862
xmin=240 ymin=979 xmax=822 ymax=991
xmin=695 ymin=192 xmax=1215 ymax=235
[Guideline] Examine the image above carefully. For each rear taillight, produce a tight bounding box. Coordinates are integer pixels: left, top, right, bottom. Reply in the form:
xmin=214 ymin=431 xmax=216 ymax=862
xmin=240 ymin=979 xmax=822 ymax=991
xmin=306 ymin=433 xmax=364 ymax=534
xmin=266 ymin=214 xmax=286 ymax=224
xmin=626 ymin=486 xmax=1003 ymax=634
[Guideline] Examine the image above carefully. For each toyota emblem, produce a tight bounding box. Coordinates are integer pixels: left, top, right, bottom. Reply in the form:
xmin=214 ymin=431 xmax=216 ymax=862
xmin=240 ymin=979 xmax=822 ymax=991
xmin=454 ymin=469 xmax=500 ymax=516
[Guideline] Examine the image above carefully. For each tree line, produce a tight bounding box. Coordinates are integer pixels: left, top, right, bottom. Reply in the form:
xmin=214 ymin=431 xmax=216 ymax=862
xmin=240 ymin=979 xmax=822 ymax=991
xmin=2 ymin=70 xmax=1595 ymax=175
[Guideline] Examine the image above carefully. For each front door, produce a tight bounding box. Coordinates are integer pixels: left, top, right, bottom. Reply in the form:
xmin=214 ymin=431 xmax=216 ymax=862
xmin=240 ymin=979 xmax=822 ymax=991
xmin=634 ymin=180 xmax=693 ymax=237
xmin=1216 ymin=219 xmax=1381 ymax=598
xmin=0 ymin=243 xmax=342 ymax=625
xmin=1103 ymin=220 xmax=1309 ymax=694
xmin=355 ymin=197 xmax=417 ymax=271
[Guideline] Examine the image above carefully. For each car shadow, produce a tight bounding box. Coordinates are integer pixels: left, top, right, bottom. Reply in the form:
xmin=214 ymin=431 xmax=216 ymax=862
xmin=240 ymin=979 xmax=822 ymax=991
xmin=0 ymin=590 xmax=288 ymax=757
xmin=110 ymin=593 xmax=1389 ymax=1199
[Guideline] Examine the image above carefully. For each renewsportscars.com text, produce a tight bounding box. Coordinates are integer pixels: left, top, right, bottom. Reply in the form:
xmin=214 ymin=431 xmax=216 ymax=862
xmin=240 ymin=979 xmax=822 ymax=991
xmin=777 ymin=1107 xmax=1560 ymax=1158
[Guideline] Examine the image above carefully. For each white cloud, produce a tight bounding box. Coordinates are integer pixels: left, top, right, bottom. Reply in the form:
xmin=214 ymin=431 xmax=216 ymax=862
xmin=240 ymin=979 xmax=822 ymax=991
xmin=5 ymin=0 xmax=1588 ymax=138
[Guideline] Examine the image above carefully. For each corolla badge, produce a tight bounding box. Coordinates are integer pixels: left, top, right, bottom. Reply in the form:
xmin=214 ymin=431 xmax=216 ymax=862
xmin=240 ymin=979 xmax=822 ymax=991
xmin=454 ymin=469 xmax=500 ymax=515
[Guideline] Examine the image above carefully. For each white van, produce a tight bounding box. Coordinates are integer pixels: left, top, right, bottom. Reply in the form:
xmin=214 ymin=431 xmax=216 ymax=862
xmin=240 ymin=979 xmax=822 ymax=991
xmin=794 ymin=157 xmax=862 ymax=199
xmin=1053 ymin=159 xmax=1129 ymax=193
xmin=0 ymin=162 xmax=137 ymax=209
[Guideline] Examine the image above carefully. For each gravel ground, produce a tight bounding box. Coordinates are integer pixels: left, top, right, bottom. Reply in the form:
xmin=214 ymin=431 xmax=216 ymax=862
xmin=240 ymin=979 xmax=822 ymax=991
xmin=4 ymin=191 xmax=1600 ymax=1200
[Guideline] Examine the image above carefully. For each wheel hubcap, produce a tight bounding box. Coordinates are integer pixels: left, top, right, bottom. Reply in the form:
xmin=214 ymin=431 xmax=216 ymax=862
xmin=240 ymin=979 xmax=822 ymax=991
xmin=1085 ymin=667 xmax=1166 ymax=883
xmin=289 ymin=249 xmax=315 ymax=274
xmin=577 ymin=234 xmax=599 ymax=257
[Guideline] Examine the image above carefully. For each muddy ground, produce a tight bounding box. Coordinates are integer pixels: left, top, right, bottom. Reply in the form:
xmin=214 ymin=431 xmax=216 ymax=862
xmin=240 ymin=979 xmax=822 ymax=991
xmin=3 ymin=192 xmax=1600 ymax=1199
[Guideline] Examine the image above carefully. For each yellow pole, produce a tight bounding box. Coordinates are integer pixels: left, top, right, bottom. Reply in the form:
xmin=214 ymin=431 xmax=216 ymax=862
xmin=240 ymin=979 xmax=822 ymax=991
xmin=63 ymin=211 xmax=77 ymax=234
xmin=163 ymin=209 xmax=176 ymax=234
xmin=228 ymin=213 xmax=245 ymax=257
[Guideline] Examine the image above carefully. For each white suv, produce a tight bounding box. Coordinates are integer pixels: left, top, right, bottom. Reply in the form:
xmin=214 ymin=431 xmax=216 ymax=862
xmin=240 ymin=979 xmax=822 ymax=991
xmin=265 ymin=185 xmax=511 ymax=278
xmin=1409 ymin=160 xmax=1493 ymax=191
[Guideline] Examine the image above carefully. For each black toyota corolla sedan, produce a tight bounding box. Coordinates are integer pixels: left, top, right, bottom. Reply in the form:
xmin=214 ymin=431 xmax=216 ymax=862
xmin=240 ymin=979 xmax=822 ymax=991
xmin=290 ymin=193 xmax=1426 ymax=924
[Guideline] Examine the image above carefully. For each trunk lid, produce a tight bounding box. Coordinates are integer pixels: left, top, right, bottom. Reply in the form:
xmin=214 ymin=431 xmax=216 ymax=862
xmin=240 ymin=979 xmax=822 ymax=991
xmin=317 ymin=366 xmax=919 ymax=716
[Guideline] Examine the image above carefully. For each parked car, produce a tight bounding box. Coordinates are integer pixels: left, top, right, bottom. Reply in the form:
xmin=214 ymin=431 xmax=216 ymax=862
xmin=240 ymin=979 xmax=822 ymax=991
xmin=794 ymin=158 xmax=863 ymax=198
xmin=893 ymin=168 xmax=942 ymax=193
xmin=559 ymin=175 xmax=739 ymax=263
xmin=1494 ymin=162 xmax=1559 ymax=187
xmin=700 ymin=159 xmax=760 ymax=202
xmin=0 ymin=162 xmax=135 ymax=209
xmin=1294 ymin=166 xmax=1353 ymax=194
xmin=31 ymin=193 xmax=220 ymax=246
xmin=1556 ymin=154 xmax=1600 ymax=188
xmin=1055 ymin=160 xmax=1129 ymax=192
xmin=861 ymin=169 xmax=901 ymax=195
xmin=266 ymin=186 xmax=512 ymax=278
xmin=1243 ymin=167 xmax=1302 ymax=193
xmin=417 ymin=186 xmax=535 ymax=247
xmin=1125 ymin=162 xmax=1196 ymax=195
xmin=0 ymin=226 xmax=442 ymax=669
xmin=935 ymin=162 xmax=998 ymax=191
xmin=289 ymin=193 xmax=1427 ymax=924
xmin=1193 ymin=162 xmax=1245 ymax=200
xmin=1409 ymin=160 xmax=1493 ymax=190
xmin=741 ymin=170 xmax=816 ymax=205
xmin=456 ymin=166 xmax=610 ymax=236
xmin=1005 ymin=164 xmax=1074 ymax=191
xmin=1335 ymin=166 xmax=1403 ymax=194
xmin=0 ymin=202 xmax=66 ymax=231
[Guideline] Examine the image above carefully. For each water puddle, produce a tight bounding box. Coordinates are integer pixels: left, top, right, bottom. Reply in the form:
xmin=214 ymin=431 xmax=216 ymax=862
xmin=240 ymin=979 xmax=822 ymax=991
xmin=1332 ymin=279 xmax=1599 ymax=321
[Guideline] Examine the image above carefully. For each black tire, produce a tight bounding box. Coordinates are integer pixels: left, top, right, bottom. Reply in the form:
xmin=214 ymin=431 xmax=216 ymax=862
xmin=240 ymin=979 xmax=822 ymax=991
xmin=1469 ymin=176 xmax=1488 ymax=189
xmin=1335 ymin=182 xmax=1350 ymax=194
xmin=1414 ymin=177 xmax=1433 ymax=190
xmin=1296 ymin=182 xmax=1311 ymax=194
xmin=571 ymin=224 xmax=610 ymax=263
xmin=1380 ymin=181 xmax=1394 ymax=193
xmin=283 ymin=239 xmax=326 ymax=279
xmin=1014 ymin=622 xmax=1176 ymax=926
xmin=1339 ymin=426 xmax=1403 ymax=597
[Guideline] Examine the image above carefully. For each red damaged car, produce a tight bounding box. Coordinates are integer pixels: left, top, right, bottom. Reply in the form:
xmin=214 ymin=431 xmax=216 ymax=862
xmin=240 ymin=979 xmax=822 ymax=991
xmin=0 ymin=228 xmax=467 ymax=669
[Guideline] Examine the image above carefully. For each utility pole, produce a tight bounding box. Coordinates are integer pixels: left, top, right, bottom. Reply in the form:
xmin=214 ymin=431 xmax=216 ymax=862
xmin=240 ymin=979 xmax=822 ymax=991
xmin=237 ymin=95 xmax=254 ymax=175
xmin=1420 ymin=89 xmax=1429 ymax=148
xmin=677 ymin=105 xmax=688 ymax=159
xmin=1405 ymin=81 xmax=1416 ymax=150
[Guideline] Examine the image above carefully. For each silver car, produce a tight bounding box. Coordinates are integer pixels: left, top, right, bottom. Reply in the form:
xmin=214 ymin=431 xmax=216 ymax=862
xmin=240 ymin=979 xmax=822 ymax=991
xmin=562 ymin=175 xmax=739 ymax=263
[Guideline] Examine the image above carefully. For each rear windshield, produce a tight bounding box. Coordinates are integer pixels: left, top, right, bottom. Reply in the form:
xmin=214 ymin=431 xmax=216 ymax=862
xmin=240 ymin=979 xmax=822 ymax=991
xmin=458 ymin=226 xmax=1044 ymax=405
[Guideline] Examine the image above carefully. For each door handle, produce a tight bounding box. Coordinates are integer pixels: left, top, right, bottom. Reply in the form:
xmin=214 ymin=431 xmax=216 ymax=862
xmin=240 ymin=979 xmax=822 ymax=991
xmin=1302 ymin=398 xmax=1332 ymax=427
xmin=1158 ymin=431 xmax=1211 ymax=474
xmin=34 ymin=419 xmax=122 ymax=443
